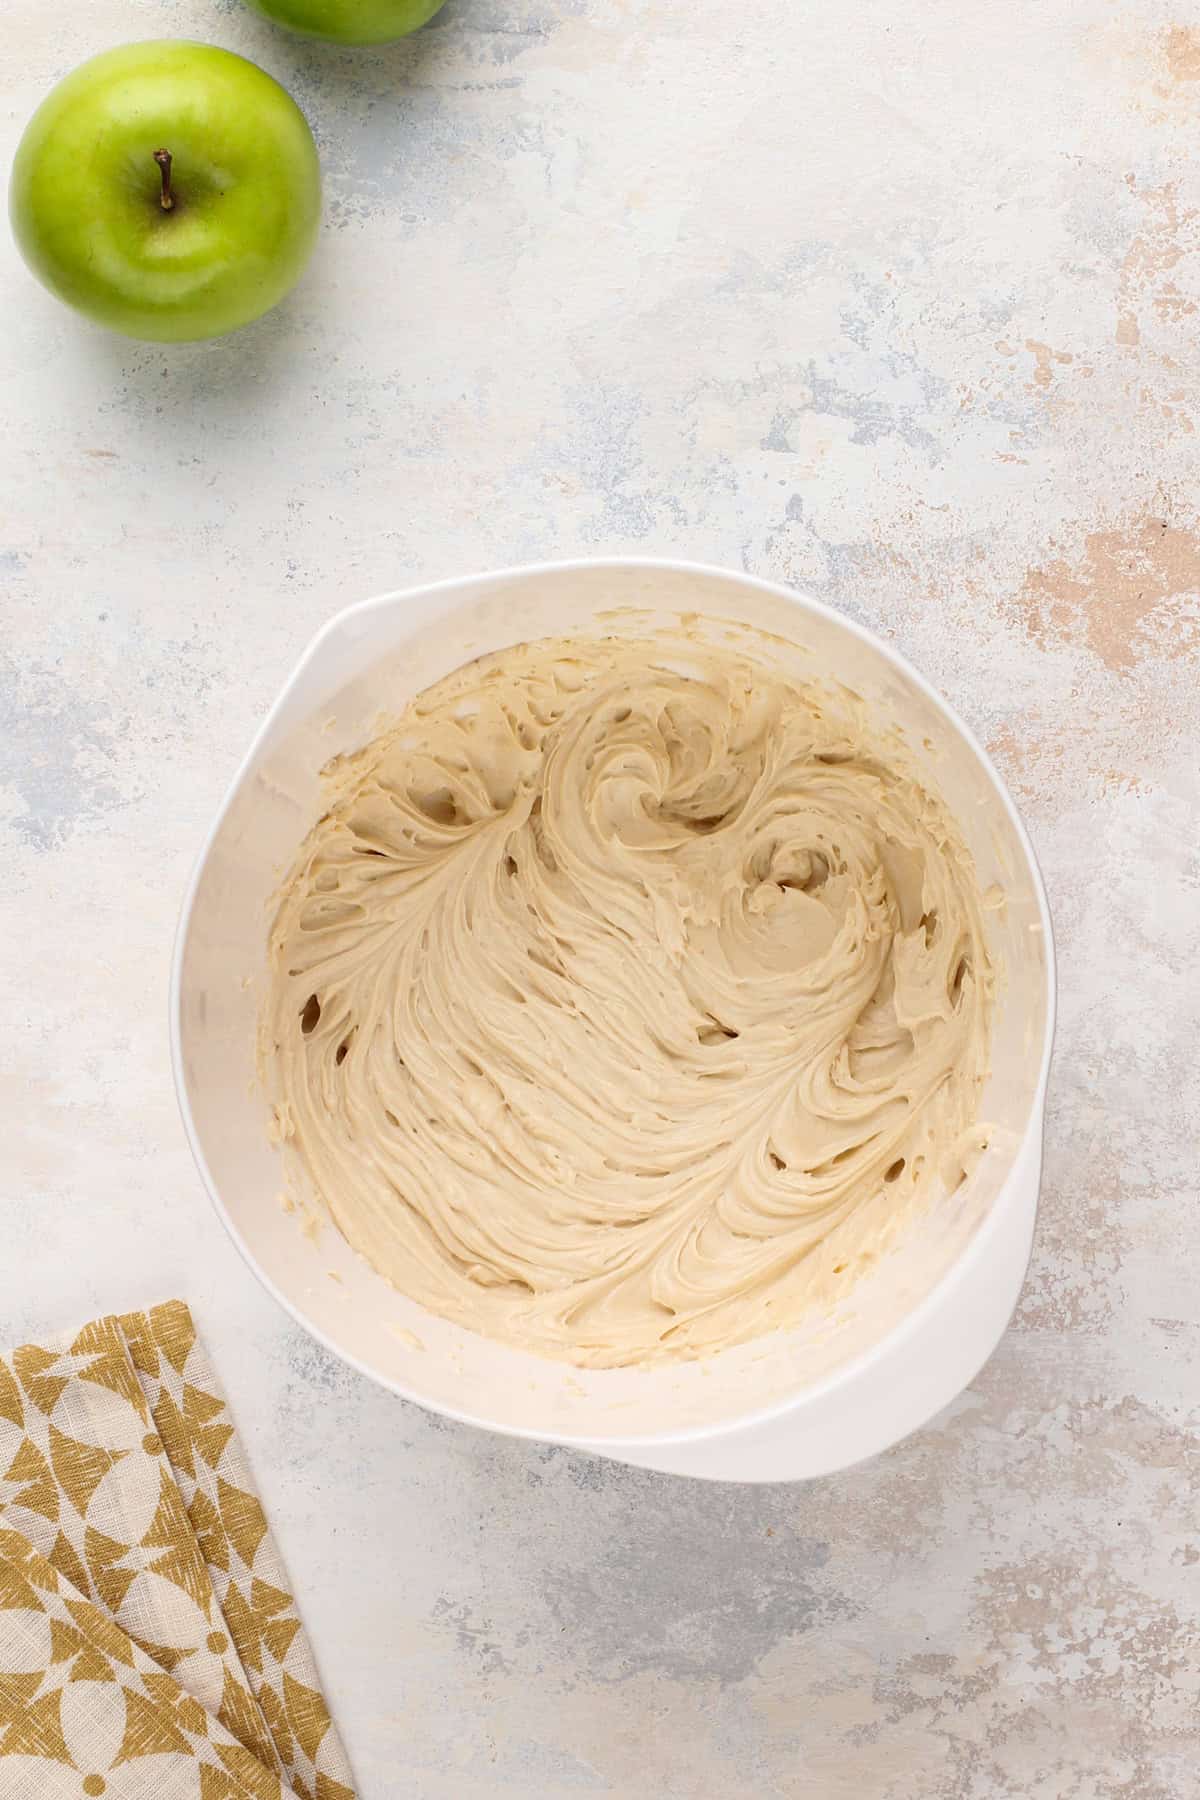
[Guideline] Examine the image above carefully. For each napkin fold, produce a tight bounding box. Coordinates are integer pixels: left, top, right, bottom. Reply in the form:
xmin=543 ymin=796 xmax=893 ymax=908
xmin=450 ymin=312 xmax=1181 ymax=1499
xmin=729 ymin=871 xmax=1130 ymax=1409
xmin=0 ymin=1301 xmax=354 ymax=1799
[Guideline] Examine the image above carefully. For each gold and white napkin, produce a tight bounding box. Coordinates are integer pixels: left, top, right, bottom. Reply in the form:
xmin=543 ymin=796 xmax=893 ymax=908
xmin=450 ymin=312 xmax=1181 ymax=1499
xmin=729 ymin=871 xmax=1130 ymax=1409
xmin=0 ymin=1301 xmax=354 ymax=1799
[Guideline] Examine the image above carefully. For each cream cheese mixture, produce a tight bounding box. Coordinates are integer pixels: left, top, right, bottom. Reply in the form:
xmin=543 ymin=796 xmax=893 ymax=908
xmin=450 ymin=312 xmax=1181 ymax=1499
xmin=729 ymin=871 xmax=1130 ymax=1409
xmin=263 ymin=632 xmax=992 ymax=1367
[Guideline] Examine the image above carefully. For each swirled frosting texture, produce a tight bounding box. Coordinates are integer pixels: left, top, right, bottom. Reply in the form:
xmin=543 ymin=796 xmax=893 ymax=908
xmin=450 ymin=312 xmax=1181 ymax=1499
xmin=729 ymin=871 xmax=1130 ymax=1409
xmin=264 ymin=634 xmax=992 ymax=1367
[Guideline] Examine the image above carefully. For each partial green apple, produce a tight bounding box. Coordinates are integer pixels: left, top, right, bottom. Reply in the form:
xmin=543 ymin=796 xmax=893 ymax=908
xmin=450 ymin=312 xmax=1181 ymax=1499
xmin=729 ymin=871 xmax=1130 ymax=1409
xmin=240 ymin=0 xmax=447 ymax=47
xmin=9 ymin=41 xmax=321 ymax=343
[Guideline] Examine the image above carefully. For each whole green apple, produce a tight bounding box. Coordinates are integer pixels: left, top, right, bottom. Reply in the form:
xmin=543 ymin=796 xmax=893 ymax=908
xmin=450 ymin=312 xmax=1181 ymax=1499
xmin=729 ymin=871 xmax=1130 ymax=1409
xmin=9 ymin=41 xmax=321 ymax=343
xmin=240 ymin=0 xmax=447 ymax=46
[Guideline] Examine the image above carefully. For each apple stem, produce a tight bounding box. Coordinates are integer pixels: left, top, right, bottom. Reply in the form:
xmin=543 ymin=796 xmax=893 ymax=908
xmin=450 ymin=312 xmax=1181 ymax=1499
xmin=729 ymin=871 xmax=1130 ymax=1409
xmin=153 ymin=148 xmax=175 ymax=212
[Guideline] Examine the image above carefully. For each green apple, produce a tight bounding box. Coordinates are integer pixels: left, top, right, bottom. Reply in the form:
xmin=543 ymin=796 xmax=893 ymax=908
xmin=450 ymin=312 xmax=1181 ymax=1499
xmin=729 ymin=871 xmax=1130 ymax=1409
xmin=240 ymin=0 xmax=448 ymax=46
xmin=9 ymin=41 xmax=321 ymax=343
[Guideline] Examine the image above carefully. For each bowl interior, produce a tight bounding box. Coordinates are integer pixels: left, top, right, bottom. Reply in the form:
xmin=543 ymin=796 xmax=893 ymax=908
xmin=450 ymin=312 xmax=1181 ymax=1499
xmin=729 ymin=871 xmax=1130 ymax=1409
xmin=175 ymin=562 xmax=1050 ymax=1443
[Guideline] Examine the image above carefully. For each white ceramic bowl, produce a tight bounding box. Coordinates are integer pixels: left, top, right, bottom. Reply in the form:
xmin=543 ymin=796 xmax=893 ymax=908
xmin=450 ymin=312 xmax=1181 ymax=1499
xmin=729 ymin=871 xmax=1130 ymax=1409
xmin=172 ymin=559 xmax=1055 ymax=1482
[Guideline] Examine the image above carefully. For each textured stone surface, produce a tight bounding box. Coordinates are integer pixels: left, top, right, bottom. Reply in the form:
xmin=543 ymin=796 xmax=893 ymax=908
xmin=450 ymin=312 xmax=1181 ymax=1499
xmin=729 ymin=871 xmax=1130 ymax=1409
xmin=2 ymin=1 xmax=1197 ymax=1795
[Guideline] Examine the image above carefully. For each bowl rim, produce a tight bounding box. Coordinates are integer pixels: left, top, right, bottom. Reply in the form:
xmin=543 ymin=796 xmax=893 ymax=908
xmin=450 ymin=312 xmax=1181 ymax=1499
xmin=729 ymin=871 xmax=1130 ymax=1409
xmin=170 ymin=554 xmax=1058 ymax=1450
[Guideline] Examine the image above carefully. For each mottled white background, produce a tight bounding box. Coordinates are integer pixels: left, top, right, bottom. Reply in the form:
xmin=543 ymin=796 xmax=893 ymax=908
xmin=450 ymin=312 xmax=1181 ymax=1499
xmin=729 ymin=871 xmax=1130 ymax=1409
xmin=3 ymin=1 xmax=1199 ymax=1795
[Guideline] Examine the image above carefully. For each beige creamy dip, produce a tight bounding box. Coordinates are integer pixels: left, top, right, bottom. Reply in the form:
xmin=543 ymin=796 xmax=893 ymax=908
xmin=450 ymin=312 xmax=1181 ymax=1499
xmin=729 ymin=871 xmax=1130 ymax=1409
xmin=264 ymin=632 xmax=991 ymax=1367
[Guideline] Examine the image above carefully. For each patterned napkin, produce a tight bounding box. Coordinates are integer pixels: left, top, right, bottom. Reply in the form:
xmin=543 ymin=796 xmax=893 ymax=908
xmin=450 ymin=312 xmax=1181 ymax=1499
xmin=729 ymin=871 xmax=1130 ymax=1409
xmin=0 ymin=1301 xmax=354 ymax=1799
